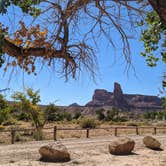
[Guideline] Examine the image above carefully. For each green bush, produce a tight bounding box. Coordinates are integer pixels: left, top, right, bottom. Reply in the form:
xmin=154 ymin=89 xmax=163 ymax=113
xmin=105 ymin=108 xmax=119 ymax=121
xmin=15 ymin=132 xmax=21 ymax=142
xmin=80 ymin=117 xmax=97 ymax=129
xmin=63 ymin=112 xmax=72 ymax=121
xmin=16 ymin=112 xmax=30 ymax=121
xmin=2 ymin=117 xmax=17 ymax=126
xmin=44 ymin=103 xmax=59 ymax=121
xmin=73 ymin=111 xmax=81 ymax=120
xmin=96 ymin=109 xmax=105 ymax=121
xmin=33 ymin=129 xmax=43 ymax=141
xmin=0 ymin=107 xmax=12 ymax=125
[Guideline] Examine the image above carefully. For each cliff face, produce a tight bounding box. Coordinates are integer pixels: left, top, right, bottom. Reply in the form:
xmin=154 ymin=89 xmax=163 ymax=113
xmin=86 ymin=82 xmax=162 ymax=112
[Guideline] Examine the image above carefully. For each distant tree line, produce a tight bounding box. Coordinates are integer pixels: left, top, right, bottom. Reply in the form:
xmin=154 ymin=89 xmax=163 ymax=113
xmin=0 ymin=88 xmax=166 ymax=130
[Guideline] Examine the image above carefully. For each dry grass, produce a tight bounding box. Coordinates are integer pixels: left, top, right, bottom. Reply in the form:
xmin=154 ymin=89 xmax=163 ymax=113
xmin=0 ymin=120 xmax=166 ymax=144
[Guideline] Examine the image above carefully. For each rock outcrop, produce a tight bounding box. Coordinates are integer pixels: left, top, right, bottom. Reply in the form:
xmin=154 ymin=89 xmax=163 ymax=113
xmin=108 ymin=137 xmax=135 ymax=155
xmin=86 ymin=82 xmax=162 ymax=112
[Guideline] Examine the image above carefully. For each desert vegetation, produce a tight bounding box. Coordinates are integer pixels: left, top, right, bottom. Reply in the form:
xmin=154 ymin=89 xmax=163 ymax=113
xmin=0 ymin=88 xmax=166 ymax=144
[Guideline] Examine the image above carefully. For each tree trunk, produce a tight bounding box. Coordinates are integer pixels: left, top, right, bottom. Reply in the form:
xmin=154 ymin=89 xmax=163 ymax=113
xmin=148 ymin=0 xmax=166 ymax=25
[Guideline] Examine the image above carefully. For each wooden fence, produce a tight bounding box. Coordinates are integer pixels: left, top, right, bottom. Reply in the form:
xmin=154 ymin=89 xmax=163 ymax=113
xmin=0 ymin=126 xmax=165 ymax=144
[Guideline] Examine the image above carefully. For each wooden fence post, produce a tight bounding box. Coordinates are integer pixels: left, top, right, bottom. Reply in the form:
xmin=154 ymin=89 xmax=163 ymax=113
xmin=114 ymin=127 xmax=117 ymax=136
xmin=136 ymin=127 xmax=139 ymax=135
xmin=154 ymin=127 xmax=157 ymax=135
xmin=11 ymin=129 xmax=15 ymax=144
xmin=86 ymin=129 xmax=90 ymax=138
xmin=54 ymin=126 xmax=57 ymax=141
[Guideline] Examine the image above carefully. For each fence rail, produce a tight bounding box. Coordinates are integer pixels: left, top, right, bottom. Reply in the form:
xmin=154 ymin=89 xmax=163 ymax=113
xmin=0 ymin=126 xmax=165 ymax=144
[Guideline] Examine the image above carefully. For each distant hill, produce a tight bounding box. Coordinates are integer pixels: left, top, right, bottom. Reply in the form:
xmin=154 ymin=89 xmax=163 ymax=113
xmin=85 ymin=82 xmax=162 ymax=113
xmin=68 ymin=103 xmax=81 ymax=107
xmin=7 ymin=82 xmax=163 ymax=115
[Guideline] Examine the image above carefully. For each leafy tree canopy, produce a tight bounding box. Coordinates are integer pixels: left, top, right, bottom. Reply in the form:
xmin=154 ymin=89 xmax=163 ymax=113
xmin=0 ymin=0 xmax=43 ymax=16
xmin=139 ymin=11 xmax=166 ymax=67
xmin=12 ymin=88 xmax=45 ymax=129
xmin=0 ymin=0 xmax=165 ymax=81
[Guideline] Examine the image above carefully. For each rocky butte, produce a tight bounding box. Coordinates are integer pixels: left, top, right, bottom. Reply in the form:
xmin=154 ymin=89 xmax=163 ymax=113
xmin=85 ymin=82 xmax=162 ymax=113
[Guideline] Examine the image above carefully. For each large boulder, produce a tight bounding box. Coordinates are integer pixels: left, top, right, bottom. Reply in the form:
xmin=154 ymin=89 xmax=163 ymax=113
xmin=143 ymin=136 xmax=161 ymax=150
xmin=108 ymin=137 xmax=135 ymax=155
xmin=39 ymin=142 xmax=70 ymax=162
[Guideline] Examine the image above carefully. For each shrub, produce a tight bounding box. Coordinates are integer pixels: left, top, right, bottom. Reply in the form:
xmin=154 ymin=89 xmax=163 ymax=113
xmin=80 ymin=117 xmax=97 ymax=129
xmin=33 ymin=129 xmax=43 ymax=141
xmin=96 ymin=109 xmax=105 ymax=120
xmin=0 ymin=107 xmax=12 ymax=125
xmin=15 ymin=132 xmax=21 ymax=142
xmin=2 ymin=117 xmax=17 ymax=126
xmin=73 ymin=111 xmax=81 ymax=120
xmin=63 ymin=112 xmax=72 ymax=121
xmin=44 ymin=103 xmax=59 ymax=121
xmin=0 ymin=125 xmax=5 ymax=131
xmin=56 ymin=113 xmax=65 ymax=121
xmin=105 ymin=108 xmax=119 ymax=121
xmin=16 ymin=112 xmax=30 ymax=121
xmin=0 ymin=94 xmax=8 ymax=109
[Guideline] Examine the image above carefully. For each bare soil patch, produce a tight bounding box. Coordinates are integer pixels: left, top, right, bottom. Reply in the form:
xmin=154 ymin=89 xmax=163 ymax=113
xmin=0 ymin=135 xmax=166 ymax=166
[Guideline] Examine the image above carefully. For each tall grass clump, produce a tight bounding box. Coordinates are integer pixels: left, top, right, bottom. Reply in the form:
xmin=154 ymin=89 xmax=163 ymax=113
xmin=80 ymin=117 xmax=97 ymax=129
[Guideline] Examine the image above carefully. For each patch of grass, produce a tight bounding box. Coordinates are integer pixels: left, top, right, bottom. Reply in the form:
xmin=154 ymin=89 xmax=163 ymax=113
xmin=80 ymin=117 xmax=97 ymax=129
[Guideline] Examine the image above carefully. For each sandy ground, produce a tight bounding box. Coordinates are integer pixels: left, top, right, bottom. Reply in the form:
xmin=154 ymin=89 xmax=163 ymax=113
xmin=0 ymin=135 xmax=166 ymax=166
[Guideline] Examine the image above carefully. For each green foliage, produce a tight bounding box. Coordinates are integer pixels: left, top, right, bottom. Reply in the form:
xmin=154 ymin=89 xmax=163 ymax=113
xmin=12 ymin=88 xmax=45 ymax=129
xmin=162 ymin=97 xmax=166 ymax=110
xmin=0 ymin=94 xmax=15 ymax=125
xmin=44 ymin=103 xmax=59 ymax=121
xmin=2 ymin=117 xmax=17 ymax=126
xmin=10 ymin=103 xmax=30 ymax=121
xmin=0 ymin=108 xmax=10 ymax=124
xmin=96 ymin=109 xmax=105 ymax=121
xmin=63 ymin=112 xmax=72 ymax=121
xmin=143 ymin=111 xmax=166 ymax=120
xmin=0 ymin=0 xmax=43 ymax=17
xmin=32 ymin=128 xmax=43 ymax=140
xmin=16 ymin=112 xmax=30 ymax=121
xmin=73 ymin=111 xmax=82 ymax=120
xmin=143 ymin=111 xmax=156 ymax=120
xmin=139 ymin=11 xmax=166 ymax=67
xmin=14 ymin=132 xmax=21 ymax=142
xmin=26 ymin=88 xmax=41 ymax=105
xmin=96 ymin=108 xmax=127 ymax=122
xmin=80 ymin=117 xmax=97 ymax=129
xmin=45 ymin=103 xmax=76 ymax=122
xmin=0 ymin=94 xmax=8 ymax=109
xmin=105 ymin=107 xmax=119 ymax=121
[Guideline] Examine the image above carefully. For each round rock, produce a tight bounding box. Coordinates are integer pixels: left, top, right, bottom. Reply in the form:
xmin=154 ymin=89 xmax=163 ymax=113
xmin=108 ymin=137 xmax=135 ymax=155
xmin=39 ymin=142 xmax=70 ymax=162
xmin=143 ymin=136 xmax=161 ymax=150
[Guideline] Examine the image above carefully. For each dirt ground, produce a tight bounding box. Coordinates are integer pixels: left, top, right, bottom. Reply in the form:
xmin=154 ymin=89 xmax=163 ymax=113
xmin=0 ymin=135 xmax=166 ymax=166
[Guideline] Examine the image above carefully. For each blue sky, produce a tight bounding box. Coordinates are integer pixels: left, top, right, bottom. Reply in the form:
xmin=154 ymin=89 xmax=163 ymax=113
xmin=0 ymin=3 xmax=165 ymax=106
